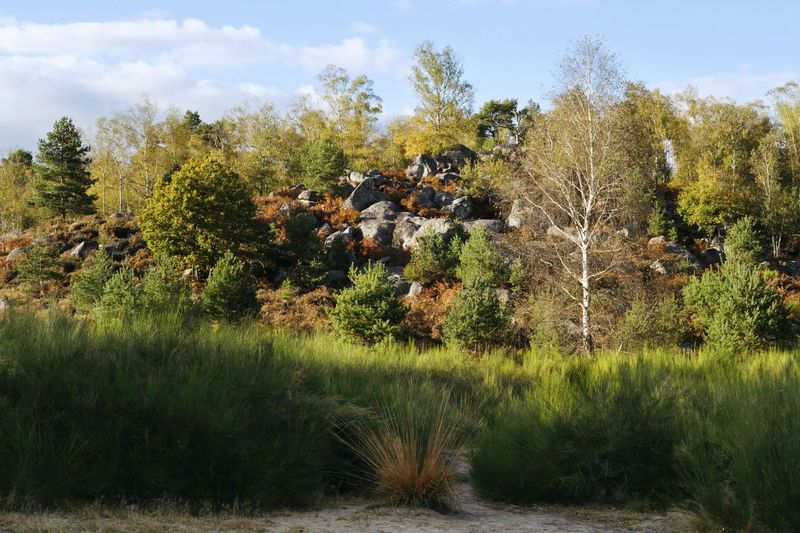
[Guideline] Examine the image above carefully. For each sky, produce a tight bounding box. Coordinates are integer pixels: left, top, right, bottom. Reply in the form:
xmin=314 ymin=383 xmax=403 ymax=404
xmin=1 ymin=0 xmax=798 ymax=151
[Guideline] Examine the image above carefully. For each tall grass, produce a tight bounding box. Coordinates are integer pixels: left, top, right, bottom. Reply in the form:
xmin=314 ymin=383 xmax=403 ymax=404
xmin=0 ymin=310 xmax=798 ymax=531
xmin=471 ymin=350 xmax=800 ymax=531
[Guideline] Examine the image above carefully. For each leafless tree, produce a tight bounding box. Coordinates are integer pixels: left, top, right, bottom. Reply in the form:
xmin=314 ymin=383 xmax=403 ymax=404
xmin=514 ymin=36 xmax=626 ymax=353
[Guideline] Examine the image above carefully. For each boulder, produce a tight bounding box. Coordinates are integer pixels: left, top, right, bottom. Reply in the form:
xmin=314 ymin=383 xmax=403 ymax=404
xmin=436 ymin=144 xmax=478 ymax=172
xmin=359 ymin=201 xmax=401 ymax=221
xmin=68 ymin=240 xmax=99 ymax=259
xmin=317 ymin=223 xmax=335 ymax=239
xmin=648 ymin=236 xmax=667 ymax=248
xmin=408 ymin=281 xmax=425 ymax=297
xmin=297 ymin=189 xmax=318 ymax=202
xmin=393 ymin=217 xmax=425 ymax=250
xmin=341 ymin=225 xmax=363 ymax=242
xmin=359 ymin=220 xmax=395 ymax=246
xmin=699 ymin=247 xmax=724 ymax=267
xmin=650 ymin=259 xmax=670 ymax=275
xmin=443 ymin=196 xmax=473 ymax=219
xmin=322 ymin=231 xmax=353 ymax=250
xmin=434 ymin=191 xmax=454 ymax=207
xmin=324 ymin=270 xmax=349 ymax=287
xmin=343 ymin=177 xmax=389 ymax=211
xmin=463 ymin=219 xmax=504 ymax=234
xmin=407 ymin=218 xmax=455 ymax=249
xmin=5 ymin=246 xmax=30 ymax=262
xmin=0 ymin=297 xmax=7 ymax=313
xmin=506 ymin=199 xmax=526 ymax=230
xmin=347 ymin=171 xmax=365 ymax=186
xmin=413 ymin=187 xmax=438 ymax=209
xmin=437 ymin=173 xmax=461 ymax=185
xmin=405 ymin=154 xmax=438 ymax=181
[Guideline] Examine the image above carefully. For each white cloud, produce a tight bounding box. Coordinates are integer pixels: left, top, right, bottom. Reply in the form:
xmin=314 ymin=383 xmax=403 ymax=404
xmin=350 ymin=21 xmax=378 ymax=34
xmin=0 ymin=16 xmax=407 ymax=148
xmin=654 ymin=69 xmax=798 ymax=103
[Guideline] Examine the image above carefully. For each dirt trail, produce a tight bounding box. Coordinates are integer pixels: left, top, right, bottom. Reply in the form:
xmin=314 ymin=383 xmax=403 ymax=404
xmin=0 ymin=468 xmax=695 ymax=532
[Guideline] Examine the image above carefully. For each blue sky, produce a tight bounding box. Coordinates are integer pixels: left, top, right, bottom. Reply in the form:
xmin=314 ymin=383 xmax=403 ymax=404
xmin=1 ymin=0 xmax=798 ymax=150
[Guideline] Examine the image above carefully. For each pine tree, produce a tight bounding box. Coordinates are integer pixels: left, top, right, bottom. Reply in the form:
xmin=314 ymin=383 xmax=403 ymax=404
xmin=33 ymin=117 xmax=96 ymax=217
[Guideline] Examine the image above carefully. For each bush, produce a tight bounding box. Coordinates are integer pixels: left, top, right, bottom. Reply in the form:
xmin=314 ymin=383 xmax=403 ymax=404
xmin=202 ymin=251 xmax=258 ymax=321
xmin=443 ymin=285 xmax=508 ymax=352
xmin=616 ymin=297 xmax=689 ymax=351
xmin=94 ymin=267 xmax=140 ymax=317
xmin=404 ymin=224 xmax=466 ymax=285
xmin=70 ymin=251 xmax=115 ymax=313
xmin=14 ymin=237 xmax=61 ymax=296
xmin=647 ymin=200 xmax=677 ymax=240
xmin=725 ymin=215 xmax=766 ymax=265
xmin=300 ymin=138 xmax=347 ymax=191
xmin=456 ymin=228 xmax=507 ymax=288
xmin=683 ymin=259 xmax=788 ymax=352
xmin=329 ymin=263 xmax=405 ymax=344
xmin=140 ymin=255 xmax=193 ymax=313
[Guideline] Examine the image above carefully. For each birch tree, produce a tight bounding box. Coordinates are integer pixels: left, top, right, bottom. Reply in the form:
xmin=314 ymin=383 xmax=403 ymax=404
xmin=515 ymin=36 xmax=625 ymax=352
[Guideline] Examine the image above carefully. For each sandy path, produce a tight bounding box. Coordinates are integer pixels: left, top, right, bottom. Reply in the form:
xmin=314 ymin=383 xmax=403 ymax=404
xmin=0 ymin=465 xmax=695 ymax=532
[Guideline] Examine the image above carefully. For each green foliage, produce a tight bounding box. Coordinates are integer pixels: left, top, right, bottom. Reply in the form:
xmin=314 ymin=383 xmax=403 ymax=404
xmin=647 ymin=200 xmax=678 ymax=240
xmin=13 ymin=237 xmax=61 ymax=295
xmin=0 ymin=149 xmax=39 ymax=232
xmin=202 ymin=251 xmax=258 ymax=321
xmin=456 ymin=229 xmax=507 ymax=288
xmin=300 ymin=138 xmax=347 ymax=191
xmin=616 ymin=297 xmax=688 ymax=351
xmin=472 ymin=356 xmax=684 ymax=505
xmin=95 ymin=267 xmax=140 ymax=315
xmin=140 ymin=255 xmax=192 ymax=312
xmin=275 ymin=211 xmax=326 ymax=289
xmin=32 ymin=117 xmax=96 ymax=217
xmin=683 ymin=259 xmax=788 ymax=353
xmin=70 ymin=251 xmax=115 ymax=313
xmin=329 ymin=263 xmax=405 ymax=345
xmin=724 ymin=215 xmax=766 ymax=265
xmin=508 ymin=259 xmax=527 ymax=294
xmin=404 ymin=224 xmax=466 ymax=285
xmin=443 ymin=285 xmax=508 ymax=352
xmin=140 ymin=156 xmax=264 ymax=272
xmin=459 ymin=158 xmax=513 ymax=199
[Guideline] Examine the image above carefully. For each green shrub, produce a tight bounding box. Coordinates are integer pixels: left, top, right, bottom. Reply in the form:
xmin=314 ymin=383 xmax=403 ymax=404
xmin=404 ymin=224 xmax=466 ymax=285
xmin=725 ymin=215 xmax=766 ymax=265
xmin=683 ymin=259 xmax=788 ymax=352
xmin=70 ymin=251 xmax=115 ymax=313
xmin=14 ymin=237 xmax=60 ymax=295
xmin=276 ymin=211 xmax=327 ymax=289
xmin=456 ymin=228 xmax=507 ymax=288
xmin=94 ymin=267 xmax=140 ymax=317
xmin=329 ymin=263 xmax=405 ymax=344
xmin=202 ymin=251 xmax=258 ymax=321
xmin=647 ymin=200 xmax=677 ymax=240
xmin=300 ymin=138 xmax=347 ymax=191
xmin=616 ymin=297 xmax=689 ymax=351
xmin=443 ymin=286 xmax=508 ymax=352
xmin=140 ymin=255 xmax=193 ymax=313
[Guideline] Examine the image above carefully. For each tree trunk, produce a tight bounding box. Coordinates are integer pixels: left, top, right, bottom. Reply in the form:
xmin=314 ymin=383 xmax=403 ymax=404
xmin=580 ymin=243 xmax=593 ymax=353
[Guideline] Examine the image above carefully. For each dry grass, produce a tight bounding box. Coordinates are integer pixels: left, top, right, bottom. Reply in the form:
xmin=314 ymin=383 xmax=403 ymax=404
xmin=338 ymin=397 xmax=470 ymax=511
xmin=259 ymin=286 xmax=335 ymax=332
xmin=309 ymin=194 xmax=359 ymax=229
xmin=401 ymin=282 xmax=461 ymax=342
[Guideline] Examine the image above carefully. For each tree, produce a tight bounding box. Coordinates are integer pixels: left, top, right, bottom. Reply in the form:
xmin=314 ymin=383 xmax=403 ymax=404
xmin=70 ymin=250 xmax=115 ymax=313
xmin=14 ymin=237 xmax=61 ymax=296
xmin=318 ymin=65 xmax=382 ymax=168
xmin=409 ymin=41 xmax=475 ymax=154
xmin=0 ymin=149 xmax=37 ymax=231
xmin=750 ymin=130 xmax=798 ymax=257
xmin=513 ymin=36 xmax=626 ymax=352
xmin=476 ymin=99 xmax=540 ymax=146
xmin=329 ymin=263 xmax=406 ymax=345
xmin=33 ymin=117 xmax=96 ymax=217
xmin=456 ymin=228 xmax=508 ymax=288
xmin=139 ymin=156 xmax=263 ymax=272
xmin=300 ymin=138 xmax=347 ymax=191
